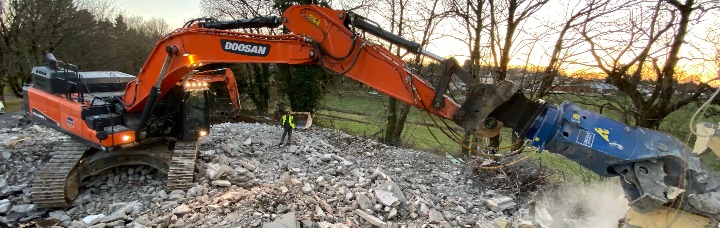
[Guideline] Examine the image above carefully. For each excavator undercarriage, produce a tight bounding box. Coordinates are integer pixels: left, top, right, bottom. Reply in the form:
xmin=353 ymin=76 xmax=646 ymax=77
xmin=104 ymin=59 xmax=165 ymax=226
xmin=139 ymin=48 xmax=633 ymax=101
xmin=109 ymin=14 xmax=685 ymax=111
xmin=31 ymin=139 xmax=198 ymax=207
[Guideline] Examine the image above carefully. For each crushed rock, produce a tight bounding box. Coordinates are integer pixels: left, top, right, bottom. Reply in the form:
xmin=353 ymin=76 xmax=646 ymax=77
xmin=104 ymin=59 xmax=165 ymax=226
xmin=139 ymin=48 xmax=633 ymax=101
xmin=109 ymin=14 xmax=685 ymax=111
xmin=0 ymin=122 xmax=537 ymax=227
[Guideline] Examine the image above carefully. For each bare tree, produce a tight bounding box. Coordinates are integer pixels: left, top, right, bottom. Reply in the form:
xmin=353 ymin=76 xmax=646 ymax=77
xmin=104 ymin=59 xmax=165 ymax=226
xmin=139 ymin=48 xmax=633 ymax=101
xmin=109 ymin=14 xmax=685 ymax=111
xmin=532 ymin=0 xmax=630 ymax=99
xmin=380 ymin=0 xmax=448 ymax=145
xmin=488 ymin=0 xmax=548 ymax=81
xmin=484 ymin=0 xmax=548 ymax=148
xmin=450 ymin=0 xmax=486 ymax=79
xmin=581 ymin=0 xmax=719 ymax=129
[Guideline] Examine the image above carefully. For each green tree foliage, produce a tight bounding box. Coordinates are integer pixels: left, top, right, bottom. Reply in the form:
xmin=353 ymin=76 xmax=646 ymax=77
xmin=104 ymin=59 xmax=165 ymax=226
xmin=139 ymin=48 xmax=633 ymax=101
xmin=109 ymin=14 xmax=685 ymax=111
xmin=272 ymin=0 xmax=330 ymax=113
xmin=0 ymin=0 xmax=168 ymax=99
xmin=230 ymin=63 xmax=271 ymax=114
xmin=277 ymin=64 xmax=327 ymax=112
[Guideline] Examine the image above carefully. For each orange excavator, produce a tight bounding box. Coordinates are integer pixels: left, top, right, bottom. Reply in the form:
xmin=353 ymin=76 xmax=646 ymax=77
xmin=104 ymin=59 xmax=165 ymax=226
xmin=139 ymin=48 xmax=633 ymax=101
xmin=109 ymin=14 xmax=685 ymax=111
xmin=23 ymin=5 xmax=720 ymax=224
xmin=24 ymin=4 xmax=476 ymax=208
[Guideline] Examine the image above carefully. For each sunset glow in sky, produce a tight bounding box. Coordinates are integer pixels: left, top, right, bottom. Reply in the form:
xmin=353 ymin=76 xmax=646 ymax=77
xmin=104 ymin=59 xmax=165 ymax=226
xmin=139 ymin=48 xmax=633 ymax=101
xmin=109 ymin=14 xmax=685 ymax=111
xmin=121 ymin=0 xmax=720 ymax=83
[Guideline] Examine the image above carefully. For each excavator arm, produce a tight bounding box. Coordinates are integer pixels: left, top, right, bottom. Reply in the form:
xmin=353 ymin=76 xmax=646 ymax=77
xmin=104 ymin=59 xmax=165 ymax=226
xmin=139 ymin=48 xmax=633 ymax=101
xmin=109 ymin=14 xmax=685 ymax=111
xmin=280 ymin=5 xmax=516 ymax=133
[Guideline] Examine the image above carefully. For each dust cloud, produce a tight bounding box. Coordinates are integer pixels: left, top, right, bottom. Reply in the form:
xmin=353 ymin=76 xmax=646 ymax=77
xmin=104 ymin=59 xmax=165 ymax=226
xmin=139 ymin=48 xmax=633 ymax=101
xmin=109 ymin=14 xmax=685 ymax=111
xmin=537 ymin=179 xmax=629 ymax=228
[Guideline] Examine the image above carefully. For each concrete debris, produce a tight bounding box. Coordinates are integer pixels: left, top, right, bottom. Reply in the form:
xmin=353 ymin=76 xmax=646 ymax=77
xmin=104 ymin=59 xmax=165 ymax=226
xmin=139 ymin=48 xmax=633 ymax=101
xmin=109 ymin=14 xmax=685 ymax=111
xmin=517 ymin=219 xmax=535 ymax=228
xmin=419 ymin=203 xmax=430 ymax=216
xmin=357 ymin=193 xmax=373 ymax=210
xmin=212 ymin=180 xmax=232 ymax=187
xmin=315 ymin=205 xmax=326 ymax=217
xmin=288 ymin=145 xmax=298 ymax=153
xmin=262 ymin=211 xmax=297 ymax=228
xmin=0 ymin=199 xmax=10 ymax=214
xmin=314 ymin=194 xmax=334 ymax=214
xmin=380 ymin=180 xmax=406 ymax=203
xmin=427 ymin=209 xmax=445 ymax=223
xmin=475 ymin=220 xmax=496 ymax=228
xmin=354 ymin=209 xmax=387 ymax=227
xmin=388 ymin=208 xmax=398 ymax=219
xmin=172 ymin=204 xmax=192 ymax=215
xmin=48 ymin=210 xmax=71 ymax=224
xmin=375 ymin=189 xmax=399 ymax=206
xmin=82 ymin=214 xmax=105 ymax=225
xmin=666 ymin=186 xmax=686 ymax=200
xmin=484 ymin=195 xmax=517 ymax=212
xmin=10 ymin=204 xmax=34 ymax=213
xmin=0 ymin=122 xmax=538 ymax=227
xmin=534 ymin=206 xmax=552 ymax=223
xmin=239 ymin=159 xmax=257 ymax=171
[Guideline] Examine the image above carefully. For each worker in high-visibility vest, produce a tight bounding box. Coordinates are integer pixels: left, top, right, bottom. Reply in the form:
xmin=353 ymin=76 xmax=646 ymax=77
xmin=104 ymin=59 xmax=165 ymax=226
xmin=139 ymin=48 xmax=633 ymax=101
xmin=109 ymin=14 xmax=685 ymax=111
xmin=280 ymin=111 xmax=295 ymax=145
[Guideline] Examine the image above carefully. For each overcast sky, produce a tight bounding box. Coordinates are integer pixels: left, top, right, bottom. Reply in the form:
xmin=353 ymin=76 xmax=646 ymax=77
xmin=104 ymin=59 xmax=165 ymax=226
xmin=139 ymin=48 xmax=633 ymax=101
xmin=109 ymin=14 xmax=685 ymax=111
xmin=118 ymin=0 xmax=202 ymax=29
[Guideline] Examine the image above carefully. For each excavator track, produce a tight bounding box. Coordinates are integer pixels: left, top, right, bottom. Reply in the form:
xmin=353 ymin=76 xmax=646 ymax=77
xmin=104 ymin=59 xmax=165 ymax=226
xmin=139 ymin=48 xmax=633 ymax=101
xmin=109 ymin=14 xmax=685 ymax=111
xmin=31 ymin=141 xmax=87 ymax=208
xmin=166 ymin=140 xmax=198 ymax=191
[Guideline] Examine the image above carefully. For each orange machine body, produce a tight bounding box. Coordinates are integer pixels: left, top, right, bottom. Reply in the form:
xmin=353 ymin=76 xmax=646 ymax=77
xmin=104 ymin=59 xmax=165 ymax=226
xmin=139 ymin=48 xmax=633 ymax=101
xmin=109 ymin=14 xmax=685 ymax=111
xmin=25 ymin=87 xmax=135 ymax=148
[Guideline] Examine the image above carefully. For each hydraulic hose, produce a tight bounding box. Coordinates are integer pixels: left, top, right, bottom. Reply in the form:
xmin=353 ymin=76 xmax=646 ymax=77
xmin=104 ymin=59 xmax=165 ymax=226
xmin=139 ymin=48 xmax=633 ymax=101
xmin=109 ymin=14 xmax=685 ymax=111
xmin=136 ymin=46 xmax=176 ymax=133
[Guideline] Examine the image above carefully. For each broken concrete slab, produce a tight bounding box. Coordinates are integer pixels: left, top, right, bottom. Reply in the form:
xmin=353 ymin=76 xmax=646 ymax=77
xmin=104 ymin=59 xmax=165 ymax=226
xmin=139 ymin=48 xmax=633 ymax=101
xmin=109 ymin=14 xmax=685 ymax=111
xmin=212 ymin=180 xmax=232 ymax=187
xmin=380 ymin=180 xmax=407 ymax=203
xmin=354 ymin=209 xmax=387 ymax=227
xmin=484 ymin=195 xmax=517 ymax=212
xmin=262 ymin=211 xmax=298 ymax=228
xmin=9 ymin=204 xmax=34 ymax=213
xmin=357 ymin=193 xmax=373 ymax=210
xmin=427 ymin=209 xmax=445 ymax=224
xmin=173 ymin=204 xmax=192 ymax=215
xmin=48 ymin=210 xmax=71 ymax=224
xmin=82 ymin=214 xmax=105 ymax=225
xmin=0 ymin=199 xmax=10 ymax=214
xmin=374 ymin=189 xmax=399 ymax=207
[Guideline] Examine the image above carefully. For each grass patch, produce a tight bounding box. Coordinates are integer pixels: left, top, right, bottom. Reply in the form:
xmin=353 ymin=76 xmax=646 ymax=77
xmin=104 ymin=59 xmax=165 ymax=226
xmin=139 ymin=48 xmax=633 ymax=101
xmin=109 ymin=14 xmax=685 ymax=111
xmin=314 ymin=89 xmax=720 ymax=182
xmin=2 ymin=98 xmax=23 ymax=112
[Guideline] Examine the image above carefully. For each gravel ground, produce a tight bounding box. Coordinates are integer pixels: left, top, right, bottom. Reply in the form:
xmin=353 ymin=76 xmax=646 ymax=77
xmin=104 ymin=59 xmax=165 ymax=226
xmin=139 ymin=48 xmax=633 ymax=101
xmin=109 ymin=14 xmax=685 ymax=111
xmin=0 ymin=122 xmax=560 ymax=228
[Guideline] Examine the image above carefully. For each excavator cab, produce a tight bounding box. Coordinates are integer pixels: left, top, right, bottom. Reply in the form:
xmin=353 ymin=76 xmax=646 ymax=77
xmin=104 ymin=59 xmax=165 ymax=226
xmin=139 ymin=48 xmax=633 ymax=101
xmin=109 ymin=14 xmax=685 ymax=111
xmin=181 ymin=88 xmax=210 ymax=140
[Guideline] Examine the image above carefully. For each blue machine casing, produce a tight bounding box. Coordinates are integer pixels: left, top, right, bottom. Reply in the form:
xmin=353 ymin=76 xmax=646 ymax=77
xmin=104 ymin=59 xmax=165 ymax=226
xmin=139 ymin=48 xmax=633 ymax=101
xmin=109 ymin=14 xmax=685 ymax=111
xmin=525 ymin=102 xmax=688 ymax=177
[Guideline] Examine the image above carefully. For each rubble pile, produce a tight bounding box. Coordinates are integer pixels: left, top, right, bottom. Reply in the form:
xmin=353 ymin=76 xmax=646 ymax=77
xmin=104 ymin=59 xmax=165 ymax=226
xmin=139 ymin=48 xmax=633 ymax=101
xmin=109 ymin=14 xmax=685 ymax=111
xmin=0 ymin=122 xmax=555 ymax=227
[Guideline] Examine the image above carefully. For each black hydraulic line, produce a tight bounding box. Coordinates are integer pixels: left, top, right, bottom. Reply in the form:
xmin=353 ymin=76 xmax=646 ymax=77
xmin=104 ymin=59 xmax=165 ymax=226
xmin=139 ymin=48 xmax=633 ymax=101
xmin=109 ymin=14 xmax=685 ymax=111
xmin=136 ymin=46 xmax=176 ymax=133
xmin=200 ymin=16 xmax=282 ymax=30
xmin=350 ymin=13 xmax=445 ymax=62
xmin=350 ymin=12 xmax=478 ymax=114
